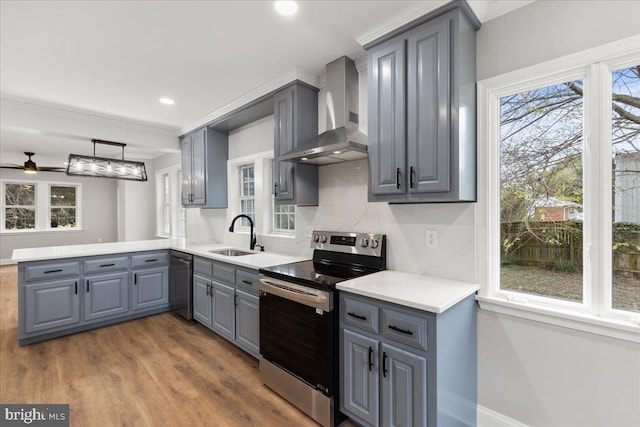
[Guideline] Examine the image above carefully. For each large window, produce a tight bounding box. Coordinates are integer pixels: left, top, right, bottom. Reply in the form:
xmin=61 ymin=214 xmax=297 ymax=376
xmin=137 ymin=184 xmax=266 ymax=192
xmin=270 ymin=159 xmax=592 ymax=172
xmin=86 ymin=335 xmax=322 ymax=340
xmin=478 ymin=37 xmax=640 ymax=339
xmin=1 ymin=180 xmax=81 ymax=232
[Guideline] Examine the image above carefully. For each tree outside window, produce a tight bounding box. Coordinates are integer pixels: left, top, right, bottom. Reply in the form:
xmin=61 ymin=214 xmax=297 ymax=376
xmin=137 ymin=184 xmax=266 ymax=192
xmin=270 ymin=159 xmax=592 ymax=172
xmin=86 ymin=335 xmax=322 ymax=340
xmin=49 ymin=185 xmax=78 ymax=228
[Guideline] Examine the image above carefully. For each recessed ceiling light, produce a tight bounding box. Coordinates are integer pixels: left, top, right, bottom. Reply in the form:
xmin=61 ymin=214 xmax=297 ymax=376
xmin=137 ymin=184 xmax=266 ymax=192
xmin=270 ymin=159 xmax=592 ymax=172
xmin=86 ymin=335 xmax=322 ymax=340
xmin=301 ymin=157 xmax=308 ymax=161
xmin=275 ymin=1 xmax=298 ymax=16
xmin=159 ymin=98 xmax=175 ymax=105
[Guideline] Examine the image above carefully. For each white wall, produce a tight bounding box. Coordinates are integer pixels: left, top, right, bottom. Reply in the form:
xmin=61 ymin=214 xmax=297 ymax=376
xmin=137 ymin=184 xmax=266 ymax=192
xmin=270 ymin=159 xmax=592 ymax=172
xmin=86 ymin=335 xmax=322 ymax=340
xmin=476 ymin=1 xmax=640 ymax=425
xmin=0 ymin=169 xmax=118 ymax=262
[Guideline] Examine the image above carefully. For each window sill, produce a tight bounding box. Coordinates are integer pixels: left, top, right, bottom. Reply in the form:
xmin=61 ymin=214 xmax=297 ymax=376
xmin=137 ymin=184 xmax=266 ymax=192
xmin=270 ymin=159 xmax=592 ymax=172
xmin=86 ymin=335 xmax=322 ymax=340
xmin=264 ymin=232 xmax=295 ymax=239
xmin=1 ymin=228 xmax=84 ymax=236
xmin=476 ymin=295 xmax=640 ymax=344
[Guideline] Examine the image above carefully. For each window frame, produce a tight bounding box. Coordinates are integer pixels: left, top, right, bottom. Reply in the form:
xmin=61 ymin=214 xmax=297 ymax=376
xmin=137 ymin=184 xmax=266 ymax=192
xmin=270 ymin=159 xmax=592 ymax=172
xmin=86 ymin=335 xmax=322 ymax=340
xmin=155 ymin=166 xmax=185 ymax=239
xmin=476 ymin=35 xmax=640 ymax=343
xmin=1 ymin=179 xmax=82 ymax=233
xmin=272 ymin=203 xmax=296 ymax=235
xmin=238 ymin=164 xmax=256 ymax=231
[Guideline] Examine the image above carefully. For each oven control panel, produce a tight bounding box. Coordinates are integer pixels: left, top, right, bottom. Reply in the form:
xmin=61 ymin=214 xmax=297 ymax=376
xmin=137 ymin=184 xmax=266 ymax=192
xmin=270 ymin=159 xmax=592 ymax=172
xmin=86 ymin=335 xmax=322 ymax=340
xmin=311 ymin=231 xmax=385 ymax=258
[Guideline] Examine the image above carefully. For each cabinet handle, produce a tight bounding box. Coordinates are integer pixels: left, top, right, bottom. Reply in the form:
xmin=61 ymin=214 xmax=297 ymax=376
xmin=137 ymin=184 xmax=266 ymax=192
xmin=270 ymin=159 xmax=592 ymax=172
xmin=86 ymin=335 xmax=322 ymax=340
xmin=206 ymin=283 xmax=210 ymax=296
xmin=100 ymin=263 xmax=115 ymax=268
xmin=234 ymin=294 xmax=238 ymax=306
xmin=134 ymin=274 xmax=137 ymax=285
xmin=396 ymin=168 xmax=401 ymax=189
xmin=382 ymin=351 xmax=388 ymax=378
xmin=273 ymin=182 xmax=278 ymax=196
xmin=347 ymin=312 xmax=367 ymax=321
xmin=145 ymin=259 xmax=158 ymax=263
xmin=368 ymin=346 xmax=373 ymax=371
xmin=388 ymin=325 xmax=413 ymax=336
xmin=86 ymin=280 xmax=90 ymax=293
xmin=44 ymin=269 xmax=63 ymax=274
xmin=409 ymin=166 xmax=415 ymax=188
xmin=75 ymin=281 xmax=78 ymax=295
xmin=242 ymin=279 xmax=252 ymax=285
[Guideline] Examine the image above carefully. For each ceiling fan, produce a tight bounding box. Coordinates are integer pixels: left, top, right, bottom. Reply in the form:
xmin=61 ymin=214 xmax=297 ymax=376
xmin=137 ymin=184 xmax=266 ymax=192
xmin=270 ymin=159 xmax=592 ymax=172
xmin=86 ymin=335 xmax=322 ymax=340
xmin=0 ymin=152 xmax=66 ymax=174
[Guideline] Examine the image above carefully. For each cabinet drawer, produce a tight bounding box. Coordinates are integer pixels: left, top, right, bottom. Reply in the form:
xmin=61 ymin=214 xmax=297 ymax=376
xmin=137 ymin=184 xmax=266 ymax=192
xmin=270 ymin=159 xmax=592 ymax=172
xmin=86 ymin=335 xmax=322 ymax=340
xmin=381 ymin=308 xmax=428 ymax=351
xmin=194 ymin=257 xmax=213 ymax=277
xmin=83 ymin=256 xmax=128 ymax=275
xmin=25 ymin=261 xmax=80 ymax=282
xmin=342 ymin=295 xmax=379 ymax=334
xmin=235 ymin=268 xmax=259 ymax=295
xmin=131 ymin=252 xmax=168 ymax=269
xmin=212 ymin=261 xmax=235 ymax=284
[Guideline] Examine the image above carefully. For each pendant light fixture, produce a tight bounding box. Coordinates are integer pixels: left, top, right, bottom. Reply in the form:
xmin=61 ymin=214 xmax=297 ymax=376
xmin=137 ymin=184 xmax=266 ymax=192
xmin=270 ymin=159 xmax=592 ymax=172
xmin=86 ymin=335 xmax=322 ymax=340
xmin=66 ymin=139 xmax=147 ymax=181
xmin=23 ymin=152 xmax=38 ymax=174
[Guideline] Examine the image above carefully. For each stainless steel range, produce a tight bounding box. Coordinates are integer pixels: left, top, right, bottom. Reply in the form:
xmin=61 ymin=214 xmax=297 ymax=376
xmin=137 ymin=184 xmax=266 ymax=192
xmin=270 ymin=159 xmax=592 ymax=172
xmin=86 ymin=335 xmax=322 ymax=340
xmin=258 ymin=231 xmax=386 ymax=427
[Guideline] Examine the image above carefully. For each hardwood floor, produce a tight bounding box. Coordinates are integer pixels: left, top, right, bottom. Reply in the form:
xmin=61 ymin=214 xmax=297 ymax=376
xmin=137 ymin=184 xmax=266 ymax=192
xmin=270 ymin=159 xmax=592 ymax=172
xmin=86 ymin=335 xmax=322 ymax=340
xmin=0 ymin=265 xmax=356 ymax=426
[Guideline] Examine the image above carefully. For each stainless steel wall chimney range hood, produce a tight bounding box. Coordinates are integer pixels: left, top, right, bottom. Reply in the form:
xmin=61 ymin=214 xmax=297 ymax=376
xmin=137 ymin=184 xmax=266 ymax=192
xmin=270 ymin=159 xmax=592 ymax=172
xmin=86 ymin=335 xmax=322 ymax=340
xmin=279 ymin=56 xmax=367 ymax=165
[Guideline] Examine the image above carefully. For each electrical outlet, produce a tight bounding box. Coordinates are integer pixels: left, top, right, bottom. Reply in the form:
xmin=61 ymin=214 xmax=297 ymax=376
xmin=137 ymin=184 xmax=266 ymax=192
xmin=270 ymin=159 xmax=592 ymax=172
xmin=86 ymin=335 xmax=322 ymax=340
xmin=425 ymin=229 xmax=438 ymax=248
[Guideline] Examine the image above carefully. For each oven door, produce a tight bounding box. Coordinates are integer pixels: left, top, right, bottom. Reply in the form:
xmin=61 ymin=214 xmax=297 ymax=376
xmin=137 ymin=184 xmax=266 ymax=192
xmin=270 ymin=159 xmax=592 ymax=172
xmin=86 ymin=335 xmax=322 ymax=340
xmin=259 ymin=275 xmax=334 ymax=394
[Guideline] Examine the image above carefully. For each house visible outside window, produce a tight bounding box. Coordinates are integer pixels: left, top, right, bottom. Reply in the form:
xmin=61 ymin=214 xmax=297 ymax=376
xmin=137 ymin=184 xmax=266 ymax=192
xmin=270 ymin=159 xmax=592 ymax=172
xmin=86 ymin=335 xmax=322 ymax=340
xmin=1 ymin=180 xmax=81 ymax=232
xmin=273 ymin=204 xmax=295 ymax=233
xmin=155 ymin=167 xmax=185 ymax=238
xmin=239 ymin=165 xmax=255 ymax=228
xmin=49 ymin=185 xmax=78 ymax=229
xmin=3 ymin=182 xmax=36 ymax=230
xmin=477 ymin=38 xmax=640 ymax=338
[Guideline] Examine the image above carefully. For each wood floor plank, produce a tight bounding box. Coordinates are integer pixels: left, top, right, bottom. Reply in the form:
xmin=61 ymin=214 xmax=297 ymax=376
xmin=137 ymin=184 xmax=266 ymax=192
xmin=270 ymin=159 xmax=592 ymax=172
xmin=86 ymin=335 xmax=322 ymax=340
xmin=0 ymin=265 xmax=356 ymax=426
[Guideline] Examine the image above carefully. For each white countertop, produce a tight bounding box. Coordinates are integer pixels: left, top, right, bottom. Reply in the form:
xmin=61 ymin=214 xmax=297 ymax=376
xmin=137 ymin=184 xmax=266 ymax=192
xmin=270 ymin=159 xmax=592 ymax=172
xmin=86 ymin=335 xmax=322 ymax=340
xmin=336 ymin=270 xmax=479 ymax=314
xmin=11 ymin=239 xmax=309 ymax=270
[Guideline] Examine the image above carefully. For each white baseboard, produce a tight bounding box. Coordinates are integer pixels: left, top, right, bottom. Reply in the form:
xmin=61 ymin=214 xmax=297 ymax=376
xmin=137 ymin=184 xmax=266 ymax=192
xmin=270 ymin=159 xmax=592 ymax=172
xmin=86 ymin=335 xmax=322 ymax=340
xmin=0 ymin=258 xmax=17 ymax=266
xmin=478 ymin=405 xmax=529 ymax=427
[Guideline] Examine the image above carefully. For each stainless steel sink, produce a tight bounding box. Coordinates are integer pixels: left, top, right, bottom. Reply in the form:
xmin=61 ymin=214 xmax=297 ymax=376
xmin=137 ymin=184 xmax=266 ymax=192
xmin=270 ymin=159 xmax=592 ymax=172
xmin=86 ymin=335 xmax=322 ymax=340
xmin=209 ymin=248 xmax=253 ymax=257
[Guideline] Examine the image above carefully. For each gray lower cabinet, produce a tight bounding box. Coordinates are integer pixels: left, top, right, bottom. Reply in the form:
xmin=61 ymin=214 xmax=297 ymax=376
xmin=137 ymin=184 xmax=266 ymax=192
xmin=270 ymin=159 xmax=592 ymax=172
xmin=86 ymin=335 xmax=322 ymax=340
xmin=24 ymin=278 xmax=80 ymax=334
xmin=210 ymin=281 xmax=235 ymax=341
xmin=273 ymin=82 xmax=319 ymax=206
xmin=340 ymin=293 xmax=477 ymax=427
xmin=367 ymin=5 xmax=478 ymax=203
xmin=192 ymin=257 xmax=259 ymax=358
xmin=19 ymin=251 xmax=171 ymax=345
xmin=132 ymin=267 xmax=169 ymax=311
xmin=84 ymin=271 xmax=129 ymax=322
xmin=193 ymin=274 xmax=213 ymax=327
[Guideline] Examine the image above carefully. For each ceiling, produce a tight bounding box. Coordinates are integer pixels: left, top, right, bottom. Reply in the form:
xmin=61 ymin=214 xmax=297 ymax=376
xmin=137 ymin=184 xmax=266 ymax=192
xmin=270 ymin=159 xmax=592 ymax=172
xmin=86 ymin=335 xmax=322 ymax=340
xmin=0 ymin=0 xmax=533 ymax=161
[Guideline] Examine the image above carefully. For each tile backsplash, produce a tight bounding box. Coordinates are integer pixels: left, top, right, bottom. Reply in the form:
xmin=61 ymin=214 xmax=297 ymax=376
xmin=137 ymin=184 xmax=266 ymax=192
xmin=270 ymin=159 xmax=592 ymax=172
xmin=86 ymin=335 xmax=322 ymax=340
xmin=187 ymin=159 xmax=476 ymax=283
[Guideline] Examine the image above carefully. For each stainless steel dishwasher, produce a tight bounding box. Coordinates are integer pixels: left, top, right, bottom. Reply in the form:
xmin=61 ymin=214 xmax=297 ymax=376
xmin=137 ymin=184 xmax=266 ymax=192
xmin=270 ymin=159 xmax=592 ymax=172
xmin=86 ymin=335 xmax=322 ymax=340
xmin=169 ymin=251 xmax=193 ymax=320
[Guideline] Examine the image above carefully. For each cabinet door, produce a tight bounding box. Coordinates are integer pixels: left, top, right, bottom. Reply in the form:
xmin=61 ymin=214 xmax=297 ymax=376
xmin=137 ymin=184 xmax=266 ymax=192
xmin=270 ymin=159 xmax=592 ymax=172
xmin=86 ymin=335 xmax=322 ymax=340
xmin=273 ymin=86 xmax=295 ymax=202
xmin=380 ymin=343 xmax=427 ymax=427
xmin=84 ymin=272 xmax=129 ymax=322
xmin=211 ymin=281 xmax=235 ymax=341
xmin=193 ymin=275 xmax=212 ymax=327
xmin=180 ymin=137 xmax=193 ymax=205
xmin=132 ymin=267 xmax=168 ymax=311
xmin=342 ymin=329 xmax=379 ymax=427
xmin=24 ymin=279 xmax=80 ymax=333
xmin=368 ymin=37 xmax=406 ymax=196
xmin=190 ymin=129 xmax=207 ymax=205
xmin=235 ymin=290 xmax=259 ymax=357
xmin=407 ymin=18 xmax=451 ymax=194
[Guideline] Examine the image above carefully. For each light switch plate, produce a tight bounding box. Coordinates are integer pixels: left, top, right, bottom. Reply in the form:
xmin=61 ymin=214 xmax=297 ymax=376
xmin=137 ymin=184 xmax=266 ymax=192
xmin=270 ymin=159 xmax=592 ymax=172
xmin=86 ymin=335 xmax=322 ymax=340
xmin=425 ymin=229 xmax=438 ymax=248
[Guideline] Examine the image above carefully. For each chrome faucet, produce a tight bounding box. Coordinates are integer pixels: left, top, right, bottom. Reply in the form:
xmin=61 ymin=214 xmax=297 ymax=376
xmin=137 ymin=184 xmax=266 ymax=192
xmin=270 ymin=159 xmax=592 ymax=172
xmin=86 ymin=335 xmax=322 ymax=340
xmin=229 ymin=214 xmax=257 ymax=250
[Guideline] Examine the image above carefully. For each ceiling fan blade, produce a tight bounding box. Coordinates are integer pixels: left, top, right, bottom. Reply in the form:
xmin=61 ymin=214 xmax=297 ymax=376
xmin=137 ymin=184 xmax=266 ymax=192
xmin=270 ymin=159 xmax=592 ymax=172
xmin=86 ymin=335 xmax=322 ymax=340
xmin=39 ymin=167 xmax=67 ymax=172
xmin=0 ymin=165 xmax=25 ymax=170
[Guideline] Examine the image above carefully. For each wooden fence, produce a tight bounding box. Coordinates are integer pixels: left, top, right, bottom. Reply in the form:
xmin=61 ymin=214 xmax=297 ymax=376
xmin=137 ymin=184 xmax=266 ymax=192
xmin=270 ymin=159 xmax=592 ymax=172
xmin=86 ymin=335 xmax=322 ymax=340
xmin=501 ymin=222 xmax=640 ymax=276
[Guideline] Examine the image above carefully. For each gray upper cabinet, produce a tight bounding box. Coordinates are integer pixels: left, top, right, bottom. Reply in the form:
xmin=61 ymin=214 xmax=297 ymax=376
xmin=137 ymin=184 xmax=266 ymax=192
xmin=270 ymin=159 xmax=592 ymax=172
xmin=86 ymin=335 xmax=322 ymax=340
xmin=273 ymin=82 xmax=319 ymax=206
xmin=181 ymin=127 xmax=228 ymax=208
xmin=367 ymin=6 xmax=478 ymax=203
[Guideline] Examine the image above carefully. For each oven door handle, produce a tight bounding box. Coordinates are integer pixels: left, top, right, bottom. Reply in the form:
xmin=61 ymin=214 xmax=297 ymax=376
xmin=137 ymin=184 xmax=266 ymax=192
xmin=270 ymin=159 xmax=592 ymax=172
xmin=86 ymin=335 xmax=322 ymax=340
xmin=259 ymin=276 xmax=332 ymax=312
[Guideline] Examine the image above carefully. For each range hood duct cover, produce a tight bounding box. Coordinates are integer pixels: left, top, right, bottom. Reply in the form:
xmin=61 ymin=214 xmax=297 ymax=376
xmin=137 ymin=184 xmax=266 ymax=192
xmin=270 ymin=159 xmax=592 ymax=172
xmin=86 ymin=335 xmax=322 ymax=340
xmin=279 ymin=56 xmax=367 ymax=165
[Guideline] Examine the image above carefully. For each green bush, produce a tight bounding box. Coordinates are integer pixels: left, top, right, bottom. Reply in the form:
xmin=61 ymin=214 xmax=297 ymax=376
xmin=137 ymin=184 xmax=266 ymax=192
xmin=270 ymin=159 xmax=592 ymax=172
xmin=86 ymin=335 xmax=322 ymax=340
xmin=554 ymin=260 xmax=575 ymax=273
xmin=501 ymin=253 xmax=519 ymax=265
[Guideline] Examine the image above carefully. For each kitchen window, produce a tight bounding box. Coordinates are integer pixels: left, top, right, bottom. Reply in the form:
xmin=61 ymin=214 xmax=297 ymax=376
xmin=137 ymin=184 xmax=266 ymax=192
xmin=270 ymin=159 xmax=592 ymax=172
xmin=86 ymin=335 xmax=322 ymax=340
xmin=239 ymin=165 xmax=255 ymax=229
xmin=273 ymin=204 xmax=295 ymax=233
xmin=155 ymin=167 xmax=185 ymax=238
xmin=1 ymin=180 xmax=82 ymax=233
xmin=477 ymin=36 xmax=640 ymax=341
